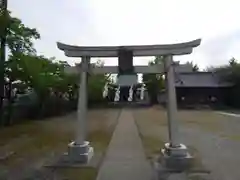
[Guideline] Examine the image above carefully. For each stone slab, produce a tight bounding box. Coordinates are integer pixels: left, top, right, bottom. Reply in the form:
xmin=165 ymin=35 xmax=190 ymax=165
xmin=44 ymin=148 xmax=101 ymax=168
xmin=152 ymin=155 xmax=210 ymax=180
xmin=159 ymin=153 xmax=193 ymax=171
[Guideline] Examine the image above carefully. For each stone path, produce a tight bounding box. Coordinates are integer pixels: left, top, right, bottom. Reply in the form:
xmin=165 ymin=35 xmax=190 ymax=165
xmin=97 ymin=109 xmax=153 ymax=180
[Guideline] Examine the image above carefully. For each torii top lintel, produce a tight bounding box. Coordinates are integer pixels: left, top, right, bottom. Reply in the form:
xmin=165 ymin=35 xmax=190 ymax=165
xmin=57 ymin=39 xmax=201 ymax=58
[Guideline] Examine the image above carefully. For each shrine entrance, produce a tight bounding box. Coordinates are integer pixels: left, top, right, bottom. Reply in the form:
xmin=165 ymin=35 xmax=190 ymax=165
xmin=119 ymin=86 xmax=130 ymax=102
xmin=57 ymin=39 xmax=201 ymax=169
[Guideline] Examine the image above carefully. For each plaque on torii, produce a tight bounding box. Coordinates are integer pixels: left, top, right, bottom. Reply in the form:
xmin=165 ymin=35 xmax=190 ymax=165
xmin=117 ymin=48 xmax=136 ymax=86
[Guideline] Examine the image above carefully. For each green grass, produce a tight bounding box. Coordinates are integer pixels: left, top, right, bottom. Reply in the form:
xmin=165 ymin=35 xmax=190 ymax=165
xmin=187 ymin=146 xmax=206 ymax=171
xmin=133 ymin=110 xmax=165 ymax=159
xmin=133 ymin=108 xmax=209 ymax=172
xmin=220 ymin=134 xmax=240 ymax=141
xmin=188 ymin=175 xmax=210 ymax=180
xmin=89 ymin=130 xmax=113 ymax=152
xmin=140 ymin=135 xmax=164 ymax=159
xmin=55 ymin=167 xmax=98 ymax=180
xmin=0 ymin=109 xmax=119 ymax=179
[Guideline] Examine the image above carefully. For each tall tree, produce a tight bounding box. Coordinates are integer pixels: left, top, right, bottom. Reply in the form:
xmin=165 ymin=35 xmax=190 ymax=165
xmin=0 ymin=11 xmax=40 ymax=124
xmin=0 ymin=0 xmax=9 ymax=125
xmin=185 ymin=61 xmax=199 ymax=72
xmin=11 ymin=54 xmax=69 ymax=117
xmin=211 ymin=58 xmax=240 ymax=107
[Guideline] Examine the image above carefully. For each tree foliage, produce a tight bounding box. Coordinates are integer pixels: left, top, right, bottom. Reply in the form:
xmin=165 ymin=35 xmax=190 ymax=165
xmin=142 ymin=56 xmax=165 ymax=104
xmin=142 ymin=57 xmax=200 ymax=104
xmin=210 ymin=58 xmax=240 ymax=107
xmin=0 ymin=12 xmax=109 ymax=125
xmin=210 ymin=58 xmax=240 ymax=83
xmin=7 ymin=15 xmax=40 ymax=54
xmin=185 ymin=61 xmax=199 ymax=72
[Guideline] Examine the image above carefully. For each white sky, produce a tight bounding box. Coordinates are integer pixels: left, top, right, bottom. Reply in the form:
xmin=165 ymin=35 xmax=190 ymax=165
xmin=9 ymin=0 xmax=240 ymax=69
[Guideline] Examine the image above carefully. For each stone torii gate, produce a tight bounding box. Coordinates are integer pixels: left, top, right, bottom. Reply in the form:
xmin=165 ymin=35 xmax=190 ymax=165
xmin=57 ymin=39 xmax=201 ymax=167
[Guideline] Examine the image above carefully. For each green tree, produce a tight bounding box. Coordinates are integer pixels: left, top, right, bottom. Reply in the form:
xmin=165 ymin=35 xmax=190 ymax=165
xmin=5 ymin=12 xmax=40 ymax=54
xmin=11 ymin=54 xmax=79 ymax=117
xmin=0 ymin=1 xmax=9 ymax=125
xmin=142 ymin=58 xmax=200 ymax=104
xmin=5 ymin=13 xmax=40 ymax=92
xmin=0 ymin=11 xmax=112 ymax=124
xmin=1 ymin=12 xmax=40 ymax=90
xmin=88 ymin=61 xmax=111 ymax=106
xmin=186 ymin=61 xmax=199 ymax=72
xmin=142 ymin=56 xmax=165 ymax=104
xmin=211 ymin=58 xmax=240 ymax=107
xmin=0 ymin=11 xmax=40 ymax=124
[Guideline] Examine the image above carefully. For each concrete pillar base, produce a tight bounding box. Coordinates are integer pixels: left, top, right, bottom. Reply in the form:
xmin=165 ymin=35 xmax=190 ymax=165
xmin=160 ymin=143 xmax=193 ymax=171
xmin=62 ymin=141 xmax=94 ymax=164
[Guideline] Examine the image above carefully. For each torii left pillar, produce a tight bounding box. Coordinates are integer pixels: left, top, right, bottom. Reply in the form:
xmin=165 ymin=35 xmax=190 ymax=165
xmin=65 ymin=56 xmax=94 ymax=164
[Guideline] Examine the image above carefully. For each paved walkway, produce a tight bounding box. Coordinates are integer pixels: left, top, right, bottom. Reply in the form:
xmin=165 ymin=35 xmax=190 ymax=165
xmin=97 ymin=109 xmax=152 ymax=180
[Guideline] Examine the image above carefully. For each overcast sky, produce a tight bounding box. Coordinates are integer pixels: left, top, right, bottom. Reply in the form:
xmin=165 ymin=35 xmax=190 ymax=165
xmin=9 ymin=0 xmax=240 ymax=69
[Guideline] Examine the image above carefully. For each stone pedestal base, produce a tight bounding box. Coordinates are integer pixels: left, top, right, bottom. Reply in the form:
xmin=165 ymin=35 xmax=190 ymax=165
xmin=160 ymin=143 xmax=193 ymax=171
xmin=62 ymin=141 xmax=94 ymax=164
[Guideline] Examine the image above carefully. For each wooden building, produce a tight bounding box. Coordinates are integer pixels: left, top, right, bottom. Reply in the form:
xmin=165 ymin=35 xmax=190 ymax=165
xmin=159 ymin=72 xmax=233 ymax=108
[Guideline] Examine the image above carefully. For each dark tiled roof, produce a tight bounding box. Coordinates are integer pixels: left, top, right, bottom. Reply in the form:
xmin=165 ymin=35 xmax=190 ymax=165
xmin=175 ymin=72 xmax=232 ymax=88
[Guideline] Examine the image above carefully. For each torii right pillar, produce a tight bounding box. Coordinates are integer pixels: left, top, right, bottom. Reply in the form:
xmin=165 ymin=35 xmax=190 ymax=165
xmin=160 ymin=55 xmax=192 ymax=170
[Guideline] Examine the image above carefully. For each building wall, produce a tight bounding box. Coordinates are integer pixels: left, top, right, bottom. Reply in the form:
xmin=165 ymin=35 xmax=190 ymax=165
xmin=177 ymin=87 xmax=230 ymax=104
xmin=158 ymin=87 xmax=231 ymax=107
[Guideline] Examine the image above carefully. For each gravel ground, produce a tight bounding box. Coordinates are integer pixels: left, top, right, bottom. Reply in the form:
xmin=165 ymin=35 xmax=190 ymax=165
xmin=133 ymin=107 xmax=240 ymax=180
xmin=0 ymin=109 xmax=120 ymax=180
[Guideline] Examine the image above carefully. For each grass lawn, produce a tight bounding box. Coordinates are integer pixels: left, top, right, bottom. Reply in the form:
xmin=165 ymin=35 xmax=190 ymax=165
xmin=133 ymin=106 xmax=224 ymax=168
xmin=0 ymin=109 xmax=120 ymax=180
xmin=134 ymin=106 xmax=240 ymax=179
xmin=133 ymin=107 xmax=166 ymax=159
